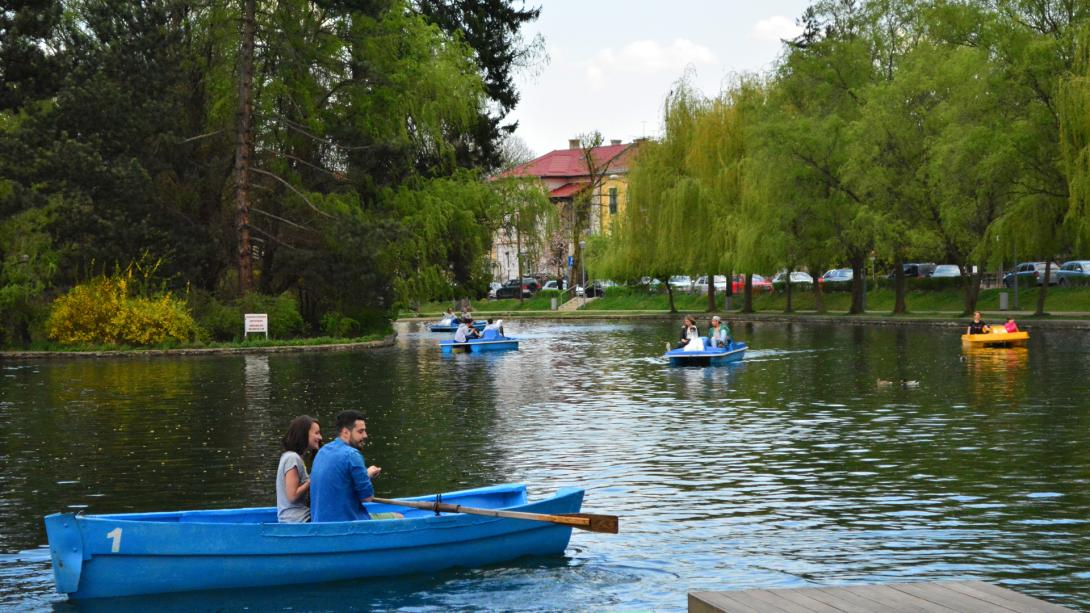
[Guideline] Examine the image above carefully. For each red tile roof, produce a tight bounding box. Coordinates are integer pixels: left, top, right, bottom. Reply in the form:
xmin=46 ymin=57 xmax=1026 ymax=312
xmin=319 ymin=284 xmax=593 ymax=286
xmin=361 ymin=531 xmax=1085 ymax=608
xmin=548 ymin=182 xmax=589 ymax=198
xmin=501 ymin=143 xmax=639 ymax=179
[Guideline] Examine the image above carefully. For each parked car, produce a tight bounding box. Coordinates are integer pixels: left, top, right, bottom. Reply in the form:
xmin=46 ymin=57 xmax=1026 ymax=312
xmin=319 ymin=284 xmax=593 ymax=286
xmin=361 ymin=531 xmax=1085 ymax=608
xmin=771 ymin=271 xmax=814 ymax=286
xmin=820 ymin=268 xmax=854 ymax=284
xmin=495 ymin=277 xmax=541 ymax=299
xmin=582 ymin=279 xmax=616 ymax=297
xmin=692 ymin=275 xmax=728 ymax=294
xmin=487 ymin=281 xmax=502 ymax=299
xmin=1055 ymin=260 xmax=1090 ymax=285
xmin=1003 ymin=262 xmax=1062 ymax=287
xmin=930 ymin=264 xmax=962 ymax=278
xmin=887 ymin=262 xmax=936 ymax=279
xmin=668 ymin=275 xmax=693 ymax=292
xmin=729 ymin=273 xmax=773 ymax=293
xmin=542 ymin=279 xmax=563 ymax=291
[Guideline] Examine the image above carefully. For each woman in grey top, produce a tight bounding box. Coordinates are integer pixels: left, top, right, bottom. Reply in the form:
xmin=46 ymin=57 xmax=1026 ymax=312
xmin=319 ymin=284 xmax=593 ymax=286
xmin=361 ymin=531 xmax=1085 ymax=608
xmin=276 ymin=415 xmax=322 ymax=522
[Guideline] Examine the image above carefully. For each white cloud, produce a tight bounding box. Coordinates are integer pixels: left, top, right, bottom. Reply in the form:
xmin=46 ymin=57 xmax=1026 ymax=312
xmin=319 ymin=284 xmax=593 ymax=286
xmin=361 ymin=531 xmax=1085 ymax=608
xmin=750 ymin=16 xmax=803 ymax=42
xmin=582 ymin=38 xmax=717 ymax=90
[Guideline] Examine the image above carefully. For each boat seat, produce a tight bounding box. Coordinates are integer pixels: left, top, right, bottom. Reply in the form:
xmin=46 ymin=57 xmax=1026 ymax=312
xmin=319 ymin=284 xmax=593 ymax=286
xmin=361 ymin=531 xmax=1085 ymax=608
xmin=481 ymin=329 xmax=500 ymax=340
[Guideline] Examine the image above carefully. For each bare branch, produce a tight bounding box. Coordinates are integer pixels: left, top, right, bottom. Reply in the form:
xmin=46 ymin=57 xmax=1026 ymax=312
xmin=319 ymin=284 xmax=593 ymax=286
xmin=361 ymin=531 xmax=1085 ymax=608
xmin=180 ymin=129 xmax=226 ymax=144
xmin=251 ymin=167 xmax=334 ymax=218
xmin=252 ymin=207 xmax=317 ymax=232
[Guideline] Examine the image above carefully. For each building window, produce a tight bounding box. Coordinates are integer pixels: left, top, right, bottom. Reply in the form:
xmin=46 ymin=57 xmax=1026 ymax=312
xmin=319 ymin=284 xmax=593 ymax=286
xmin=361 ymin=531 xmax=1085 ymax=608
xmin=608 ymin=187 xmax=618 ymax=214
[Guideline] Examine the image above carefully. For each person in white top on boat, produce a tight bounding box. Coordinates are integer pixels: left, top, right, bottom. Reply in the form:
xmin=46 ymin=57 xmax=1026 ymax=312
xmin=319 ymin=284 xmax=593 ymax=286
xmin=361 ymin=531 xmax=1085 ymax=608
xmin=437 ymin=307 xmax=456 ymax=326
xmin=454 ymin=317 xmax=481 ymax=343
xmin=483 ymin=318 xmax=504 ymax=336
xmin=669 ymin=315 xmax=704 ymax=352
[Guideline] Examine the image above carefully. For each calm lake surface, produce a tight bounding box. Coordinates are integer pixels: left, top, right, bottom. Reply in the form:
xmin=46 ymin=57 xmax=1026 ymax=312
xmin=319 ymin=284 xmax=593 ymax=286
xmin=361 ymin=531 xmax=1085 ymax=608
xmin=2 ymin=319 xmax=1089 ymax=611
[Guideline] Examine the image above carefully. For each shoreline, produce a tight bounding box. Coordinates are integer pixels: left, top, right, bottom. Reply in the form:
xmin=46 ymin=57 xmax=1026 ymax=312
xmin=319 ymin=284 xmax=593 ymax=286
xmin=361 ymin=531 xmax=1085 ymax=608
xmin=400 ymin=311 xmax=1090 ymax=329
xmin=0 ymin=333 xmax=398 ymax=361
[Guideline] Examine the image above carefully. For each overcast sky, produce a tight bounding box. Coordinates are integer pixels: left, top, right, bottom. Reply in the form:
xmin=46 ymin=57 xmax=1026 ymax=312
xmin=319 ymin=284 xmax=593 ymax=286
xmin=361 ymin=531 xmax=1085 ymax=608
xmin=505 ymin=0 xmax=813 ymax=156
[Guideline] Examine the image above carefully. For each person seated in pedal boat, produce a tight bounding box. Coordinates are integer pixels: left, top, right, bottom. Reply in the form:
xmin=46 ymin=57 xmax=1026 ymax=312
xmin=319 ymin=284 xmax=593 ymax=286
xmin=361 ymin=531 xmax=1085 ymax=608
xmin=1004 ymin=318 xmax=1019 ymax=333
xmin=454 ymin=317 xmax=481 ymax=343
xmin=276 ymin=415 xmax=322 ymax=523
xmin=707 ymin=315 xmax=730 ymax=348
xmin=966 ymin=311 xmax=990 ymax=335
xmin=439 ymin=307 xmax=456 ymax=325
xmin=483 ymin=318 xmax=505 ymax=336
xmin=671 ymin=315 xmax=704 ymax=352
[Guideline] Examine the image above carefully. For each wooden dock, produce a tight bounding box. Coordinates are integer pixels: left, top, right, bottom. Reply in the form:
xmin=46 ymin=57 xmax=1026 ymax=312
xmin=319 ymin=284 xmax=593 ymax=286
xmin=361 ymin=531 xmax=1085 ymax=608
xmin=690 ymin=581 xmax=1074 ymax=612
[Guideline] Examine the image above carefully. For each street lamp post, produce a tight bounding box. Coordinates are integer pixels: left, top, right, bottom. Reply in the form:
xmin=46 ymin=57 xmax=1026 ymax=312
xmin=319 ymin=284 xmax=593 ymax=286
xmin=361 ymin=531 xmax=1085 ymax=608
xmin=578 ymin=240 xmax=586 ymax=295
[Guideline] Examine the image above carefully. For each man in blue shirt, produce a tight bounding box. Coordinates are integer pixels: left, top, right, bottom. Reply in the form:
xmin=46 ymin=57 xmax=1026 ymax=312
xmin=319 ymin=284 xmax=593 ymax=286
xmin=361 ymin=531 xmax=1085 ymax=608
xmin=310 ymin=410 xmax=382 ymax=522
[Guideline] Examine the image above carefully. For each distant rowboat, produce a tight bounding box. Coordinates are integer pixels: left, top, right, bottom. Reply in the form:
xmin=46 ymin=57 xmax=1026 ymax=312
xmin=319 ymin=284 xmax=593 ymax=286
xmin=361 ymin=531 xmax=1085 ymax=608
xmin=44 ymin=483 xmax=582 ymax=600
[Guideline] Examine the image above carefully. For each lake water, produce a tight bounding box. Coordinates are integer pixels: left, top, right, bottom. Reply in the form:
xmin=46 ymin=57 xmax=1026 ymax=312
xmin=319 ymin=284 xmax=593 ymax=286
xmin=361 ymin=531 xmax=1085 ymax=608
xmin=1 ymin=319 xmax=1089 ymax=611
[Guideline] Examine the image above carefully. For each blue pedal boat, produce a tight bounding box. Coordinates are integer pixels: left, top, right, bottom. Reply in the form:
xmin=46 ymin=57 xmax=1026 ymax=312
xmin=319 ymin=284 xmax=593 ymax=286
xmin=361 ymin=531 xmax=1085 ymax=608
xmin=44 ymin=483 xmax=583 ymax=600
xmin=665 ymin=340 xmax=747 ymax=366
xmin=429 ymin=320 xmax=486 ymax=333
xmin=439 ymin=329 xmax=519 ymax=353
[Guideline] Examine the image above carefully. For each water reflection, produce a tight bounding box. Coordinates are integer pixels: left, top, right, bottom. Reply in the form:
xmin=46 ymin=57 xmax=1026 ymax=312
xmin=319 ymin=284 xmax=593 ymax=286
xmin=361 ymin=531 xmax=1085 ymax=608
xmin=1 ymin=321 xmax=1089 ymax=612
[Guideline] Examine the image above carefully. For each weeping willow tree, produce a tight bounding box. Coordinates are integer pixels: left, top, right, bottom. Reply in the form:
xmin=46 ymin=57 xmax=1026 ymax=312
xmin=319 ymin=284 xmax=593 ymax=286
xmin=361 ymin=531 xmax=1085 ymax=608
xmin=1060 ymin=27 xmax=1090 ymax=258
xmin=692 ymin=78 xmax=767 ymax=313
xmin=591 ymin=78 xmax=761 ymax=314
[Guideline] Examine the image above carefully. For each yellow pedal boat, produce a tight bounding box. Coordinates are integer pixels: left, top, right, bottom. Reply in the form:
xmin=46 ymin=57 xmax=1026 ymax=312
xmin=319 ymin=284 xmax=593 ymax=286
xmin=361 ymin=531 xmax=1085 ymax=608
xmin=961 ymin=330 xmax=1029 ymax=347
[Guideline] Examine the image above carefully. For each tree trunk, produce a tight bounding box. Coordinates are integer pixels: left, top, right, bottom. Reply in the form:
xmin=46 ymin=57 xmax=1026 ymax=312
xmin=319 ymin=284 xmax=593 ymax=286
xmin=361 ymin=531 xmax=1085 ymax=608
xmin=725 ymin=270 xmax=733 ymax=311
xmin=962 ymin=265 xmax=982 ymax=316
xmin=664 ymin=277 xmax=677 ymax=313
xmin=742 ymin=273 xmax=754 ymax=314
xmin=234 ymin=0 xmax=256 ymax=296
xmin=813 ymin=276 xmax=826 ymax=313
xmin=893 ymin=255 xmax=907 ymax=314
xmin=706 ymin=273 xmax=716 ymax=312
xmin=849 ymin=255 xmax=865 ymax=314
xmin=785 ymin=275 xmax=794 ymax=313
xmin=1035 ymin=260 xmax=1052 ymax=316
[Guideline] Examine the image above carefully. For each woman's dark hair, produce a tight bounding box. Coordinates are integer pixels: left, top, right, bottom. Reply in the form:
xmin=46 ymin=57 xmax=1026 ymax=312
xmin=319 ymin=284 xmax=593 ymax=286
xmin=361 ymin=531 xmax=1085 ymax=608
xmin=282 ymin=415 xmax=318 ymax=456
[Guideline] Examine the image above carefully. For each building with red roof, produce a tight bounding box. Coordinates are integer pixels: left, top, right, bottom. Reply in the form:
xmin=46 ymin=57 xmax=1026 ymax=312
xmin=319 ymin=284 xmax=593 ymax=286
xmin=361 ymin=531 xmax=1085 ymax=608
xmin=491 ymin=138 xmax=642 ymax=284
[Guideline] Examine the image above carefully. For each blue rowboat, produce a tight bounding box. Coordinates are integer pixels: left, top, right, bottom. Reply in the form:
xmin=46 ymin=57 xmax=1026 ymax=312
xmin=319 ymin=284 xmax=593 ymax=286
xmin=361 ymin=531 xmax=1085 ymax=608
xmin=665 ymin=341 xmax=747 ymax=366
xmin=439 ymin=336 xmax=520 ymax=353
xmin=44 ymin=483 xmax=582 ymax=600
xmin=429 ymin=320 xmax=486 ymax=333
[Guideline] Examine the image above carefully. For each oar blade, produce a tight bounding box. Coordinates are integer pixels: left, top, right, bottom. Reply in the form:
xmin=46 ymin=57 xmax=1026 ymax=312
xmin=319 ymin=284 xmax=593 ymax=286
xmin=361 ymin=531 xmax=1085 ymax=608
xmin=562 ymin=513 xmax=619 ymax=534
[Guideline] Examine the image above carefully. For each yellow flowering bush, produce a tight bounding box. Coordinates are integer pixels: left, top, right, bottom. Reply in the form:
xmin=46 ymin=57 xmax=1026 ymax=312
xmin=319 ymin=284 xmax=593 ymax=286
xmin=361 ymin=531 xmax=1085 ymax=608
xmin=46 ymin=273 xmax=198 ymax=347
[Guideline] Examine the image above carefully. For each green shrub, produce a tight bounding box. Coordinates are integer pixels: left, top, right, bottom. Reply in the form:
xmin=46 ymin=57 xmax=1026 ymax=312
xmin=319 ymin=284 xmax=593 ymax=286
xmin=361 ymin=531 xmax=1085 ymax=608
xmin=193 ymin=293 xmax=306 ymax=341
xmin=320 ymin=312 xmax=361 ymax=338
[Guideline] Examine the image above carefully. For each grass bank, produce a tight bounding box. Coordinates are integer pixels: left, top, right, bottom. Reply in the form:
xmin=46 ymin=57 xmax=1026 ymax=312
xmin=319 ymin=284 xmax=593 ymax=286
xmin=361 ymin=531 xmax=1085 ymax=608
xmin=406 ymin=286 xmax=1090 ymax=318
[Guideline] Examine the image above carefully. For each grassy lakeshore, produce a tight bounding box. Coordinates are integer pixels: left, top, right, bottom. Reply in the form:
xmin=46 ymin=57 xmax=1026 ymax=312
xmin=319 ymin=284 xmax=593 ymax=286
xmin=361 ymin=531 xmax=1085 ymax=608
xmin=407 ymin=286 xmax=1090 ymax=319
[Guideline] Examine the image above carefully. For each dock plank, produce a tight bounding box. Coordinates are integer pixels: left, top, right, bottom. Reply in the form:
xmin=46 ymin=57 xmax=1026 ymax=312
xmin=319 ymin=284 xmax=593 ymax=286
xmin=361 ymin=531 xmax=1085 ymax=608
xmin=689 ymin=581 xmax=1074 ymax=613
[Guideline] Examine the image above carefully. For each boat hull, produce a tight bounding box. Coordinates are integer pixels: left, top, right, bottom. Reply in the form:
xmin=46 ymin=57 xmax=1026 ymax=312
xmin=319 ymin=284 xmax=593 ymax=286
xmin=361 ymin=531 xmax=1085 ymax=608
xmin=45 ymin=484 xmax=581 ymax=600
xmin=665 ymin=342 xmax=747 ymax=366
xmin=439 ymin=338 xmax=520 ymax=353
xmin=961 ymin=331 xmax=1029 ymax=347
xmin=429 ymin=320 xmax=486 ymax=333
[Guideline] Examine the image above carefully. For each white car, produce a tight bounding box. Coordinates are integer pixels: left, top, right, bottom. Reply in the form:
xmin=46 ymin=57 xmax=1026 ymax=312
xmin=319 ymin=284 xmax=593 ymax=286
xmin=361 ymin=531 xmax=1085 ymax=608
xmin=772 ymin=271 xmax=814 ymax=285
xmin=668 ymin=275 xmax=693 ymax=292
xmin=487 ymin=282 xmax=502 ymax=299
xmin=692 ymin=275 xmax=728 ymax=294
xmin=930 ymin=264 xmax=962 ymax=278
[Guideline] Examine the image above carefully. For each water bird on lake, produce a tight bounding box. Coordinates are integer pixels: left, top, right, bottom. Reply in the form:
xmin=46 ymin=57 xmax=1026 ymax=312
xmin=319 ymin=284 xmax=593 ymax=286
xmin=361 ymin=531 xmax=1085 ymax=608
xmin=877 ymin=379 xmax=920 ymax=389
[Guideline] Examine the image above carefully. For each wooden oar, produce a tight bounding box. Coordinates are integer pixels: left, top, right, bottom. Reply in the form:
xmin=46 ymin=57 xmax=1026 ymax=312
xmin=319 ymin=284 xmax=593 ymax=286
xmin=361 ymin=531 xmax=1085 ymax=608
xmin=371 ymin=497 xmax=619 ymax=534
